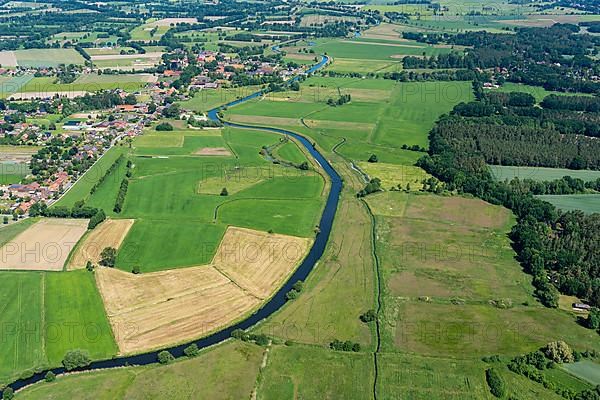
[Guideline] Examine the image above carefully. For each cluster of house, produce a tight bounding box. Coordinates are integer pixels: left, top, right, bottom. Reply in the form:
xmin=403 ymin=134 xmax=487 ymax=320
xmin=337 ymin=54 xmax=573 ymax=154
xmin=1 ymin=171 xmax=70 ymax=214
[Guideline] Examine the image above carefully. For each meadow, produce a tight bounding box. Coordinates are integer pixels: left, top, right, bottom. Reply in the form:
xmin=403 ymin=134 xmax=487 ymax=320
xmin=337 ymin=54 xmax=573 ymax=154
xmin=537 ymin=194 xmax=600 ymax=214
xmin=17 ymin=74 xmax=151 ymax=94
xmin=367 ymin=192 xmax=600 ymax=358
xmin=489 ymin=165 xmax=600 ymax=182
xmin=0 ymin=270 xmax=117 ymax=385
xmin=60 ymin=126 xmax=325 ymax=273
xmin=496 ymin=83 xmax=593 ymax=103
xmin=12 ymin=49 xmax=85 ymax=68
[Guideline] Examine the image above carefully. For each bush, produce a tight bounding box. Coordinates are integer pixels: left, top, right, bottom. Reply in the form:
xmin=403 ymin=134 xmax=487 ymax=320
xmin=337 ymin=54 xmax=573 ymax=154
xmin=157 ymin=350 xmax=175 ymax=364
xmin=155 ymin=122 xmax=174 ymax=131
xmin=368 ymin=154 xmax=378 ymax=163
xmin=45 ymin=371 xmax=56 ymax=382
xmin=62 ymin=349 xmax=91 ymax=371
xmin=544 ymin=341 xmax=574 ymax=363
xmin=359 ymin=310 xmax=376 ymax=323
xmin=132 ymin=266 xmax=141 ymax=274
xmin=2 ymin=387 xmax=13 ymax=400
xmin=88 ymin=209 xmax=106 ymax=230
xmin=485 ymin=368 xmax=506 ymax=398
xmin=99 ymin=247 xmax=117 ymax=268
xmin=184 ymin=344 xmax=199 ymax=357
xmin=220 ymin=187 xmax=228 ymax=196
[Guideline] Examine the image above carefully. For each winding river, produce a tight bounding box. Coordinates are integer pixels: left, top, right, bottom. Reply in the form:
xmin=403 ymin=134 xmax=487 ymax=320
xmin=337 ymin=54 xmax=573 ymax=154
xmin=5 ymin=55 xmax=341 ymax=394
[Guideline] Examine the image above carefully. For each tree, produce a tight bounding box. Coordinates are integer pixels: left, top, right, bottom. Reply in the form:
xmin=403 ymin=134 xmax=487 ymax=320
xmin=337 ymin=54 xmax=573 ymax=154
xmin=99 ymin=247 xmax=117 ymax=268
xmin=184 ymin=343 xmax=199 ymax=357
xmin=62 ymin=349 xmax=91 ymax=370
xmin=157 ymin=350 xmax=175 ymax=364
xmin=45 ymin=371 xmax=56 ymax=382
xmin=585 ymin=307 xmax=600 ymax=330
xmin=132 ymin=266 xmax=141 ymax=275
xmin=544 ymin=341 xmax=574 ymax=363
xmin=2 ymin=216 xmax=7 ymax=224
xmin=220 ymin=187 xmax=228 ymax=196
xmin=155 ymin=122 xmax=173 ymax=131
xmin=360 ymin=310 xmax=376 ymax=323
xmin=485 ymin=368 xmax=506 ymax=398
xmin=85 ymin=261 xmax=94 ymax=272
xmin=2 ymin=387 xmax=13 ymax=400
xmin=368 ymin=154 xmax=378 ymax=163
xmin=298 ymin=161 xmax=309 ymax=170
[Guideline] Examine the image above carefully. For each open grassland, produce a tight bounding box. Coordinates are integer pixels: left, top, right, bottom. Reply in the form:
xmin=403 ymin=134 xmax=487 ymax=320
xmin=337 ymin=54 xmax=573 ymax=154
xmin=496 ymin=83 xmax=594 ymax=103
xmin=225 ymin=77 xmax=471 ymax=162
xmin=178 ymin=85 xmax=263 ymax=113
xmin=562 ymin=360 xmax=600 ymax=386
xmin=55 ymin=146 xmax=128 ymax=209
xmin=90 ymin=52 xmax=163 ymax=70
xmin=368 ymin=192 xmax=600 ymax=357
xmin=10 ymin=48 xmax=85 ymax=67
xmin=16 ymin=341 xmax=263 ymax=400
xmin=17 ymin=74 xmax=152 ymax=94
xmin=0 ymin=219 xmax=88 ymax=271
xmin=489 ymin=165 xmax=600 ymax=182
xmin=358 ymin=162 xmax=431 ymax=191
xmin=68 ymin=219 xmax=135 ymax=270
xmin=129 ymin=19 xmax=172 ymax=42
xmin=0 ymin=270 xmax=116 ymax=384
xmin=98 ymin=226 xmax=309 ymax=353
xmin=537 ymin=194 xmax=600 ymax=214
xmin=0 ymin=161 xmax=30 ymax=184
xmin=258 ymin=345 xmax=374 ymax=399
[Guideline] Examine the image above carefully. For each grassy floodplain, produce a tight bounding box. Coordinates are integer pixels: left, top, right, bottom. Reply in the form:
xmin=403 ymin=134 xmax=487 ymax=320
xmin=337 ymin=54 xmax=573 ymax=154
xmin=0 ymin=269 xmax=117 ymax=384
xmin=489 ymin=165 xmax=600 ymax=182
xmin=56 ymin=126 xmax=326 ymax=273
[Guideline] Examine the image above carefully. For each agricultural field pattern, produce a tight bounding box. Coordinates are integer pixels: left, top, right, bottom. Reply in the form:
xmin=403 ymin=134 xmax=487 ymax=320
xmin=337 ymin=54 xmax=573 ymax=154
xmin=0 ymin=1 xmax=599 ymax=399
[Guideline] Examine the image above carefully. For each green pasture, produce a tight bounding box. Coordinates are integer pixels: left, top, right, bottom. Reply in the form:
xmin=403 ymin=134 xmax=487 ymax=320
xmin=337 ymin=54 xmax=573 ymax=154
xmin=497 ymin=83 xmax=593 ymax=103
xmin=14 ymin=49 xmax=85 ymax=68
xmin=562 ymin=360 xmax=600 ymax=386
xmin=273 ymin=141 xmax=307 ymax=164
xmin=0 ymin=270 xmax=116 ymax=385
xmin=18 ymin=74 xmax=148 ymax=94
xmin=178 ymin=85 xmax=263 ymax=114
xmin=489 ymin=165 xmax=600 ymax=182
xmin=537 ymin=194 xmax=600 ymax=214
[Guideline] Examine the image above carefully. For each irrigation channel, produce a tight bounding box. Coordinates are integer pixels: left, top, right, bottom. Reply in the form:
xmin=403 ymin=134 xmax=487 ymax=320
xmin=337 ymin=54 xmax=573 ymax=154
xmin=4 ymin=55 xmax=342 ymax=394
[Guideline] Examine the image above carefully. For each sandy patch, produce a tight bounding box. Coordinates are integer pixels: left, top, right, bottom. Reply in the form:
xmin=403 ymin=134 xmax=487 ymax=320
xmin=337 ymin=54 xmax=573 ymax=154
xmin=228 ymin=114 xmax=303 ymax=127
xmin=8 ymin=91 xmax=88 ymax=100
xmin=194 ymin=147 xmax=232 ymax=156
xmin=90 ymin=52 xmax=163 ymax=61
xmin=96 ymin=226 xmax=310 ymax=354
xmin=68 ymin=219 xmax=134 ymax=270
xmin=148 ymin=18 xmax=198 ymax=27
xmin=0 ymin=218 xmax=88 ymax=271
xmin=0 ymin=50 xmax=17 ymax=67
xmin=213 ymin=227 xmax=311 ymax=299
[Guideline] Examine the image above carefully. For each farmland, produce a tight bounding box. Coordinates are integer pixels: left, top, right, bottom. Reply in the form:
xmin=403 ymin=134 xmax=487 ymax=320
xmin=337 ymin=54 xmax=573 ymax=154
xmin=489 ymin=165 xmax=600 ymax=182
xmin=537 ymin=194 xmax=600 ymax=214
xmin=0 ymin=49 xmax=85 ymax=68
xmin=96 ymin=227 xmax=310 ymax=353
xmin=0 ymin=270 xmax=116 ymax=384
xmin=367 ymin=192 xmax=600 ymax=358
xmin=15 ymin=74 xmax=154 ymax=94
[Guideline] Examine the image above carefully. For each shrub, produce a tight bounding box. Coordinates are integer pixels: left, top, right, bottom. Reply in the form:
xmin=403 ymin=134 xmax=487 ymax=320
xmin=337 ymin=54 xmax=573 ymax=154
xmin=99 ymin=247 xmax=117 ymax=268
xmin=87 ymin=209 xmax=106 ymax=230
xmin=62 ymin=349 xmax=91 ymax=371
xmin=485 ymin=368 xmax=506 ymax=398
xmin=184 ymin=344 xmax=199 ymax=357
xmin=157 ymin=350 xmax=175 ymax=364
xmin=544 ymin=341 xmax=574 ymax=363
xmin=220 ymin=187 xmax=228 ymax=196
xmin=132 ymin=266 xmax=141 ymax=274
xmin=155 ymin=122 xmax=174 ymax=131
xmin=45 ymin=371 xmax=56 ymax=382
xmin=359 ymin=310 xmax=376 ymax=323
xmin=2 ymin=387 xmax=14 ymax=400
xmin=368 ymin=154 xmax=378 ymax=163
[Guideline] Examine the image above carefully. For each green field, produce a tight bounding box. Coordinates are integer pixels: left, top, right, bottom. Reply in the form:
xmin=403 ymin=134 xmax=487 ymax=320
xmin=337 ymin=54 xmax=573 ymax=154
xmin=489 ymin=165 xmax=600 ymax=182
xmin=0 ymin=161 xmax=29 ymax=184
xmin=178 ymin=85 xmax=263 ymax=114
xmin=60 ymin=127 xmax=325 ymax=273
xmin=14 ymin=48 xmax=86 ymax=67
xmin=496 ymin=83 xmax=593 ymax=103
xmin=367 ymin=192 xmax=600 ymax=357
xmin=537 ymin=194 xmax=600 ymax=214
xmin=16 ymin=341 xmax=263 ymax=400
xmin=562 ymin=360 xmax=600 ymax=386
xmin=0 ymin=270 xmax=116 ymax=384
xmin=17 ymin=74 xmax=149 ymax=94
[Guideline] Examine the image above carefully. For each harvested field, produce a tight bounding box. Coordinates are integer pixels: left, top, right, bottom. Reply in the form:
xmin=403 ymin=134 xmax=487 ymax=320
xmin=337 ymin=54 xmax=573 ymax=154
xmin=68 ymin=219 xmax=134 ymax=270
xmin=0 ymin=145 xmax=39 ymax=162
xmin=95 ymin=226 xmax=310 ymax=353
xmin=149 ymin=18 xmax=198 ymax=26
xmin=95 ymin=265 xmax=259 ymax=354
xmin=0 ymin=50 xmax=17 ymax=67
xmin=90 ymin=52 xmax=163 ymax=61
xmin=212 ymin=227 xmax=311 ymax=299
xmin=7 ymin=91 xmax=88 ymax=100
xmin=227 ymin=114 xmax=304 ymax=127
xmin=0 ymin=218 xmax=88 ymax=271
xmin=194 ymin=147 xmax=232 ymax=156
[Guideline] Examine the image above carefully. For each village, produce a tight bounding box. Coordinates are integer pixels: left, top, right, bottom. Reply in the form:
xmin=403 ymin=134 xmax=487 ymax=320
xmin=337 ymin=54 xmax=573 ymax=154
xmin=0 ymin=47 xmax=310 ymax=219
